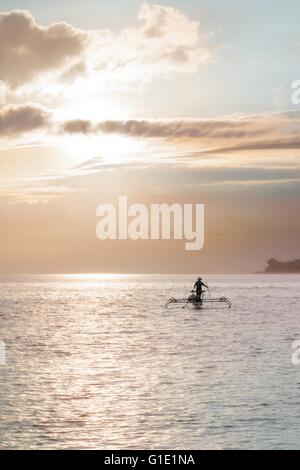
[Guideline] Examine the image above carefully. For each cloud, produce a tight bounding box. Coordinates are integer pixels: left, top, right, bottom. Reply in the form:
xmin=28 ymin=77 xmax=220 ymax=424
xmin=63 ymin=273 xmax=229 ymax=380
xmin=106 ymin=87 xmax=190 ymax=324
xmin=63 ymin=119 xmax=93 ymax=134
xmin=98 ymin=117 xmax=271 ymax=140
xmin=199 ymin=138 xmax=300 ymax=155
xmin=59 ymin=61 xmax=87 ymax=82
xmin=70 ymin=156 xmax=300 ymax=185
xmin=0 ymin=4 xmax=218 ymax=92
xmin=61 ymin=112 xmax=300 ymax=154
xmin=62 ymin=116 xmax=266 ymax=139
xmin=95 ymin=2 xmax=216 ymax=85
xmin=139 ymin=2 xmax=198 ymax=40
xmin=0 ymin=104 xmax=50 ymax=137
xmin=0 ymin=10 xmax=87 ymax=88
xmin=4 ymin=105 xmax=299 ymax=156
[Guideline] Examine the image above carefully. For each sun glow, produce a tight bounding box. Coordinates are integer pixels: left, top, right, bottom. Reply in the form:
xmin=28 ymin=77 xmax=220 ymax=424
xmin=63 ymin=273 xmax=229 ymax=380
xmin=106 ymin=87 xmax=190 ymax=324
xmin=61 ymin=133 xmax=143 ymax=163
xmin=51 ymin=88 xmax=146 ymax=163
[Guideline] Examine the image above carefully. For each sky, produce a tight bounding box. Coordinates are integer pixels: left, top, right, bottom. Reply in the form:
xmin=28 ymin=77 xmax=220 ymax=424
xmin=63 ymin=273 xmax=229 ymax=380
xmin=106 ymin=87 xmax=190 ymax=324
xmin=0 ymin=0 xmax=299 ymax=273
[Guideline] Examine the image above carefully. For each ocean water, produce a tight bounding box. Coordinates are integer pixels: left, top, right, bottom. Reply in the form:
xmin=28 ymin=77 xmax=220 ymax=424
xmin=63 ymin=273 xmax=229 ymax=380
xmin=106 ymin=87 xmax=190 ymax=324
xmin=0 ymin=274 xmax=299 ymax=450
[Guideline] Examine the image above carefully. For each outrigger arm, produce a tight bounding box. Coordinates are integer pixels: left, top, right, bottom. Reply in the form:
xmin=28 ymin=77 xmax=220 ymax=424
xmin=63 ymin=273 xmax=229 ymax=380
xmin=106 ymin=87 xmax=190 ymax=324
xmin=165 ymin=295 xmax=231 ymax=309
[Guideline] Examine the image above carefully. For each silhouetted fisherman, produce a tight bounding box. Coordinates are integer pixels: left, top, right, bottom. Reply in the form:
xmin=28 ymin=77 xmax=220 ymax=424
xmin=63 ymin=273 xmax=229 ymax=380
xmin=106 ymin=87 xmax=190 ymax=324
xmin=194 ymin=277 xmax=208 ymax=302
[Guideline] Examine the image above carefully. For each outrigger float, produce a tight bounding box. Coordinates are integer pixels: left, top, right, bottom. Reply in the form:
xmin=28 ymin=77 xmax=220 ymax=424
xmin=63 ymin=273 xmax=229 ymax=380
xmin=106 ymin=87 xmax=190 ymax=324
xmin=165 ymin=290 xmax=231 ymax=310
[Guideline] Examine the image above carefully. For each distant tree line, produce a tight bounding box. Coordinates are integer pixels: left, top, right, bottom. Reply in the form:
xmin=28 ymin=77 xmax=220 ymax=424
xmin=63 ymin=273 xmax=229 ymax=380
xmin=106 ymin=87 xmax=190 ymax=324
xmin=265 ymin=258 xmax=300 ymax=273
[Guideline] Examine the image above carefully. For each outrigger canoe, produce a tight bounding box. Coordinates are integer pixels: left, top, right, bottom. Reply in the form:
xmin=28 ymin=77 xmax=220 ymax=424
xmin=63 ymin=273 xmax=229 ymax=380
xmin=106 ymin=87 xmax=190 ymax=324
xmin=165 ymin=290 xmax=231 ymax=310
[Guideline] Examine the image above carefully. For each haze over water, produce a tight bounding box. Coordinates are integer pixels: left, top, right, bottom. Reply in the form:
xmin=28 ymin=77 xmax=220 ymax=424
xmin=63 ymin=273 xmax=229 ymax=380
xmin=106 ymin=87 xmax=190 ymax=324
xmin=0 ymin=274 xmax=299 ymax=450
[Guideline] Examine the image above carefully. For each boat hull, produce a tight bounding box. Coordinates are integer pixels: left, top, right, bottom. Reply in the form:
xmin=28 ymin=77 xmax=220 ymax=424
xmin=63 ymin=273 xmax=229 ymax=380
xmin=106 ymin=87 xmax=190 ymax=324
xmin=191 ymin=302 xmax=204 ymax=309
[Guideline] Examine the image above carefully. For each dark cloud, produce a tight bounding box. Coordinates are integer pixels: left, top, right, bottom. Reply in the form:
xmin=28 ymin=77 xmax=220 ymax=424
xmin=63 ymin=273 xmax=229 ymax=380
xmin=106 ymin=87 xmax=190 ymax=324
xmin=0 ymin=10 xmax=87 ymax=87
xmin=63 ymin=117 xmax=273 ymax=140
xmin=4 ymin=109 xmax=300 ymax=155
xmin=200 ymin=139 xmax=300 ymax=155
xmin=0 ymin=104 xmax=49 ymax=137
xmin=63 ymin=119 xmax=93 ymax=134
xmin=61 ymin=113 xmax=300 ymax=155
xmin=98 ymin=118 xmax=272 ymax=140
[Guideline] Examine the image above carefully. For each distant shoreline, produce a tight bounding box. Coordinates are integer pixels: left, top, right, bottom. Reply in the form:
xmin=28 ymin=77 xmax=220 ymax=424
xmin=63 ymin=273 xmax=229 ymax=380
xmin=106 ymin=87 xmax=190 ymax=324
xmin=263 ymin=258 xmax=300 ymax=274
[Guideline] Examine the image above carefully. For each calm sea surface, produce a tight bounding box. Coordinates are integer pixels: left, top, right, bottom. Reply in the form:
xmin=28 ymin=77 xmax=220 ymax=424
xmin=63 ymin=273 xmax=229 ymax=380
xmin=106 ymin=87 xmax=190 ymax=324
xmin=0 ymin=274 xmax=299 ymax=450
